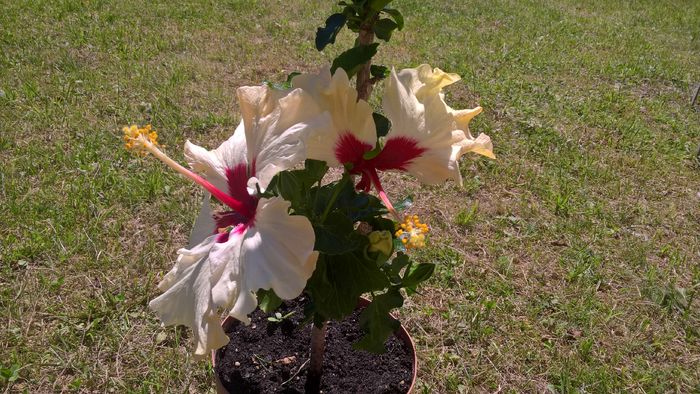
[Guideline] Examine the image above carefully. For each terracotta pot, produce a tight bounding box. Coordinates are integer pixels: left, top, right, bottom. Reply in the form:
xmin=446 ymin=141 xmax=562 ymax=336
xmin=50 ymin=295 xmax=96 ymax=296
xmin=212 ymin=297 xmax=418 ymax=393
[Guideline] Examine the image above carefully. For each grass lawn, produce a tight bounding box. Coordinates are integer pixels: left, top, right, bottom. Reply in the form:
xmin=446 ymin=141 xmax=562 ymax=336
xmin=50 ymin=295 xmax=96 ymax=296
xmin=2 ymin=0 xmax=699 ymax=392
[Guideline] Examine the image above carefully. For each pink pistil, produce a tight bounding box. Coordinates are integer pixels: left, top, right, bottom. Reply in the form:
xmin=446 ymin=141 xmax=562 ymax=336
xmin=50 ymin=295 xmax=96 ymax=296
xmin=182 ymin=167 xmax=251 ymax=217
xmin=366 ymin=167 xmax=400 ymax=220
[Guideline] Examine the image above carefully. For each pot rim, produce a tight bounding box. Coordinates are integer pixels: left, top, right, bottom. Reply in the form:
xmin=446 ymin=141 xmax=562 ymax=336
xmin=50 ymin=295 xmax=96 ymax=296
xmin=212 ymin=296 xmax=418 ymax=393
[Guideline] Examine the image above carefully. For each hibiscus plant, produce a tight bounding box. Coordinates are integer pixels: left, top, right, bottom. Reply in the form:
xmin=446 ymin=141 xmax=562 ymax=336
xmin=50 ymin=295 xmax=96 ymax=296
xmin=123 ymin=0 xmax=494 ymax=390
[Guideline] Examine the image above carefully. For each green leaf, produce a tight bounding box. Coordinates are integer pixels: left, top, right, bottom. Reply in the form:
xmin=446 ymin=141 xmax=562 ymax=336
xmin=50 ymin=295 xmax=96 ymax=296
xmin=331 ymin=43 xmax=380 ymax=78
xmin=383 ymin=252 xmax=410 ymax=284
xmin=316 ymin=13 xmax=347 ymax=51
xmin=393 ymin=237 xmax=406 ymax=253
xmin=346 ymin=17 xmax=361 ymax=32
xmin=270 ymin=171 xmax=305 ymax=211
xmin=312 ymin=179 xmax=386 ymax=223
xmin=307 ymin=253 xmax=390 ymax=320
xmin=381 ymin=8 xmax=404 ymax=30
xmin=263 ymin=71 xmax=302 ymax=90
xmin=370 ymin=65 xmax=390 ymax=79
xmin=402 ymin=263 xmax=435 ymax=290
xmin=394 ymin=195 xmax=413 ymax=211
xmin=374 ymin=18 xmax=398 ymax=41
xmin=369 ymin=0 xmax=393 ymax=12
xmin=313 ymin=212 xmax=365 ymax=255
xmin=284 ymin=71 xmax=301 ymax=87
xmin=257 ymin=289 xmax=282 ymax=313
xmin=0 ymin=364 xmax=20 ymax=383
xmin=268 ymin=160 xmax=328 ymax=214
xmin=354 ymin=288 xmax=404 ymax=353
xmin=372 ymin=112 xmax=391 ymax=138
xmin=368 ymin=217 xmax=395 ymax=234
xmin=304 ymin=159 xmax=329 ymax=183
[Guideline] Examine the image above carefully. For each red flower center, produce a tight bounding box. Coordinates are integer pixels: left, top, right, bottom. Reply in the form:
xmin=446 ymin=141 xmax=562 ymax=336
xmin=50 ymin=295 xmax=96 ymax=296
xmin=333 ymin=133 xmax=426 ymax=192
xmin=212 ymin=163 xmax=260 ymax=242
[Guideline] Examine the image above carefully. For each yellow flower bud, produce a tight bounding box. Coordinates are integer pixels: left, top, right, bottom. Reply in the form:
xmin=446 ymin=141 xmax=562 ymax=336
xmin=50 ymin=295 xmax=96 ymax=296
xmin=367 ymin=230 xmax=393 ymax=256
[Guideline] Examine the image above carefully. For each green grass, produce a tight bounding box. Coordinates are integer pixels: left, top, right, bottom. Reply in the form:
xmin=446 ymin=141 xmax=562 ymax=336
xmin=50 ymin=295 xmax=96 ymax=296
xmin=2 ymin=0 xmax=700 ymax=392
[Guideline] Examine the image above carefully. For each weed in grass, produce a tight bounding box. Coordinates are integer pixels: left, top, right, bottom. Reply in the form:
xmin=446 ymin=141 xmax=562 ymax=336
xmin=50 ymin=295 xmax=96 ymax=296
xmin=577 ymin=337 xmax=594 ymax=362
xmin=562 ymin=246 xmax=603 ymax=287
xmin=455 ymin=201 xmax=479 ymax=229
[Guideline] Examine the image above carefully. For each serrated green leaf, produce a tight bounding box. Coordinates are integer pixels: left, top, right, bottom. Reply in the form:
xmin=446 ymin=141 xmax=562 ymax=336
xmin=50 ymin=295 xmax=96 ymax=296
xmin=372 ymin=112 xmax=391 ymax=138
xmin=257 ymin=289 xmax=282 ymax=313
xmin=270 ymin=171 xmax=305 ymax=210
xmin=313 ymin=179 xmax=386 ymax=222
xmin=354 ymin=288 xmax=404 ymax=353
xmin=382 ymin=252 xmax=410 ymax=284
xmin=313 ymin=212 xmax=365 ymax=255
xmin=370 ymin=65 xmax=390 ymax=79
xmin=315 ymin=13 xmax=347 ymax=51
xmin=331 ymin=43 xmax=379 ymax=78
xmin=381 ymin=8 xmax=404 ymax=30
xmin=304 ymin=159 xmax=329 ymax=183
xmin=268 ymin=160 xmax=328 ymax=214
xmin=307 ymin=253 xmax=390 ymax=320
xmin=374 ymin=18 xmax=398 ymax=41
xmin=369 ymin=0 xmax=393 ymax=12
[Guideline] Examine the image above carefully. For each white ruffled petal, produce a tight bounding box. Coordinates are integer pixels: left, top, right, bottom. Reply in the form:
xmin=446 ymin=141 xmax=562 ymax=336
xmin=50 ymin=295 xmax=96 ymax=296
xmin=456 ymin=131 xmax=495 ymax=159
xmin=209 ymin=197 xmax=318 ymax=324
xmin=242 ymin=88 xmax=330 ymax=190
xmin=158 ymin=235 xmax=218 ymax=291
xmin=383 ymin=65 xmax=494 ymax=185
xmin=149 ymin=196 xmax=318 ymax=355
xmin=184 ymin=122 xmax=247 ymax=192
xmin=293 ymin=66 xmax=376 ymax=167
xmin=382 ymin=67 xmax=424 ymax=140
xmin=185 ymin=85 xmax=328 ymax=194
xmin=148 ymin=235 xmax=229 ymax=358
xmin=241 ymin=197 xmax=318 ymax=298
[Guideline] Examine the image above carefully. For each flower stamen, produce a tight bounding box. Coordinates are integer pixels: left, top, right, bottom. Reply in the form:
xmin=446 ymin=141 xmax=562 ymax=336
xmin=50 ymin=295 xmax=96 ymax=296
xmin=122 ymin=124 xmax=252 ymax=217
xmin=123 ymin=124 xmax=159 ymax=152
xmin=395 ymin=215 xmax=429 ymax=249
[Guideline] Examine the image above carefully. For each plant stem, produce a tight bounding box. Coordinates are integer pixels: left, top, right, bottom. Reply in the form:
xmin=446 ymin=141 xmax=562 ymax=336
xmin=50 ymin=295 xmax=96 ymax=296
xmin=306 ymin=10 xmax=379 ymax=393
xmin=355 ymin=15 xmax=377 ymax=101
xmin=319 ymin=174 xmax=350 ymax=223
xmin=305 ymin=322 xmax=327 ymax=393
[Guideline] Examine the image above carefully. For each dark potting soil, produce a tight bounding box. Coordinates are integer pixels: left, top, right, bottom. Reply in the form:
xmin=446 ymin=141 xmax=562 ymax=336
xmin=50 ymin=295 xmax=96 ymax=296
xmin=214 ymin=296 xmax=413 ymax=393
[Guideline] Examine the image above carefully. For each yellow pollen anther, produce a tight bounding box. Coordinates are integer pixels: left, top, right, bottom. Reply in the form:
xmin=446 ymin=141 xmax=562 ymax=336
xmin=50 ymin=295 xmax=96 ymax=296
xmin=123 ymin=124 xmax=159 ymax=153
xmin=395 ymin=214 xmax=430 ymax=250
